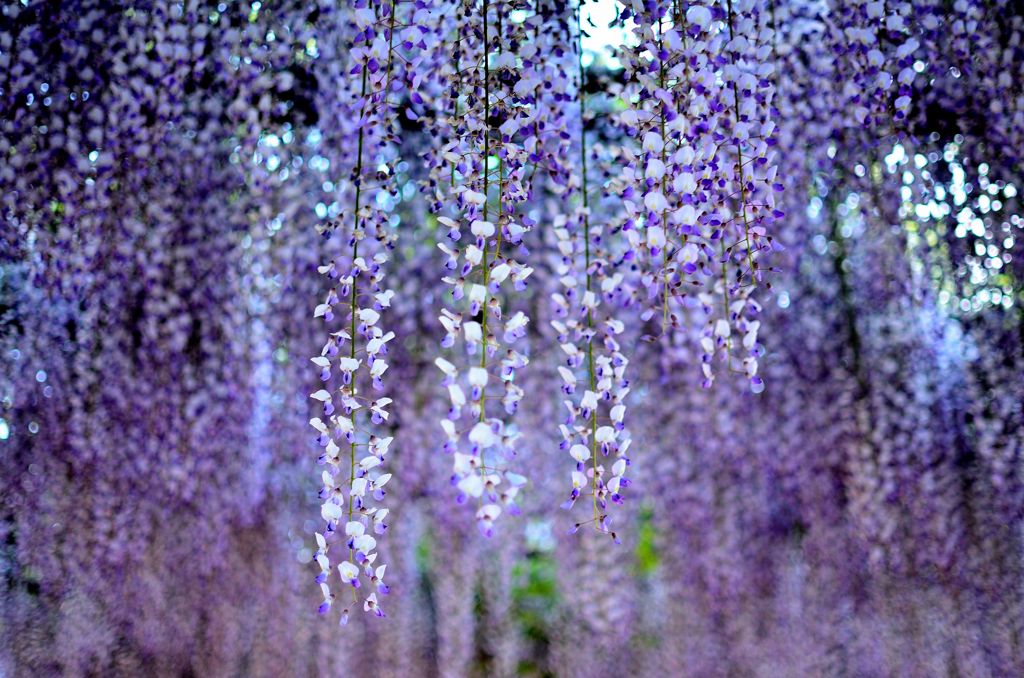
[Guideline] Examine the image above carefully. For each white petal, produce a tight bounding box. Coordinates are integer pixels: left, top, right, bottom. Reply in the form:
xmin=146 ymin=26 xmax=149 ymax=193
xmin=321 ymin=502 xmax=343 ymax=521
xmin=471 ymin=220 xmax=495 ymax=237
xmin=436 ymin=357 xmax=458 ymax=376
xmin=469 ymin=422 xmax=498 ymax=447
xmin=458 ymin=473 xmax=485 ymax=497
xmin=345 ymin=521 xmax=365 ymax=537
xmin=570 ymin=444 xmax=591 ymax=463
xmin=354 ymin=534 xmax=377 ymax=553
xmin=339 ymin=561 xmax=359 ymax=581
xmin=686 ymin=5 xmax=712 ymax=30
xmin=469 ymin=367 xmax=489 ymax=387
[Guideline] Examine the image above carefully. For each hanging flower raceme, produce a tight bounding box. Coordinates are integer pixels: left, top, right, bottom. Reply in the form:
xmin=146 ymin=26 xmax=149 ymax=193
xmin=423 ymin=0 xmax=544 ymax=536
xmin=612 ymin=0 xmax=779 ymax=391
xmin=552 ymin=0 xmax=632 ymax=541
xmin=823 ymin=0 xmax=922 ymax=131
xmin=309 ymin=0 xmax=425 ymax=624
xmin=699 ymin=0 xmax=780 ymax=392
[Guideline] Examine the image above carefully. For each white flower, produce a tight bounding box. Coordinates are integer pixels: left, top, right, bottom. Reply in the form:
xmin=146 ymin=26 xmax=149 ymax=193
xmin=471 ymin=220 xmax=495 ymax=237
xmin=325 ymin=439 xmax=341 ymax=460
xmin=469 ymin=367 xmax=488 ymax=388
xmin=435 ymin=357 xmax=458 ymax=377
xmin=490 ymin=262 xmax=511 ymax=283
xmin=464 ymin=321 xmax=483 ymax=344
xmin=570 ymin=444 xmax=591 ymax=463
xmin=345 ymin=521 xmax=365 ymax=537
xmin=686 ymin=5 xmax=712 ymax=30
xmin=465 ymin=245 xmax=483 ymax=266
xmin=647 ymin=158 xmax=666 ymax=180
xmin=338 ymin=357 xmax=361 ymax=372
xmin=647 ymin=225 xmax=666 ymax=249
xmin=359 ymin=455 xmax=382 ymax=471
xmin=372 ymin=396 xmax=392 ymax=417
xmin=321 ymin=502 xmax=343 ymax=522
xmin=561 ymin=342 xmax=582 ymax=361
xmin=366 ymin=331 xmax=395 ymax=355
xmin=458 ymin=473 xmax=485 ymax=497
xmin=453 ymin=452 xmax=478 ymax=476
xmin=370 ymin=359 xmax=389 ymax=379
xmin=438 ymin=241 xmax=458 ymax=260
xmin=469 ymin=284 xmax=486 ymax=306
xmin=353 ymin=534 xmax=376 ymax=554
xmin=339 ymin=561 xmax=359 ymax=585
xmin=611 ymin=404 xmax=626 ymax=424
xmin=358 ymin=308 xmax=380 ymax=326
xmin=642 ymin=132 xmax=664 ymax=153
xmin=364 ymin=592 xmax=382 ymax=616
xmin=469 ymin=421 xmax=498 ymax=447
xmin=511 ymin=266 xmax=534 ymax=285
xmin=351 ymin=477 xmax=368 ymax=497
xmin=743 ymin=321 xmax=760 ymax=349
xmin=476 ymin=503 xmax=502 ymax=522
xmin=371 ymin=437 xmax=393 ymax=456
xmin=448 ymin=384 xmax=466 ymax=407
xmin=505 ymin=311 xmax=529 ymax=336
xmin=506 ymin=222 xmax=527 ymax=241
xmin=644 ymin=191 xmax=669 ymax=213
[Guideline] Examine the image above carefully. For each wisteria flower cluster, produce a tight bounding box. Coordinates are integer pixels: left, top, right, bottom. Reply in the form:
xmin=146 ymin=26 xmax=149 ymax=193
xmin=611 ymin=0 xmax=780 ymax=391
xmin=3 ymin=0 xmax=1024 ymax=674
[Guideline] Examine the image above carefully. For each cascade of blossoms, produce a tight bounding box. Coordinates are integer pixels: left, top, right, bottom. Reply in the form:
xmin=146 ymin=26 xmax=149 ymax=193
xmin=551 ymin=0 xmax=632 ymax=538
xmin=825 ymin=0 xmax=922 ymax=132
xmin=708 ymin=0 xmax=780 ymax=392
xmin=942 ymin=1 xmax=1024 ymax=174
xmin=309 ymin=0 xmax=423 ymax=623
xmin=4 ymin=0 xmax=1024 ymax=672
xmin=0 ymin=0 xmax=324 ymax=672
xmin=612 ymin=0 xmax=780 ymax=391
xmin=425 ymin=0 xmax=541 ymax=535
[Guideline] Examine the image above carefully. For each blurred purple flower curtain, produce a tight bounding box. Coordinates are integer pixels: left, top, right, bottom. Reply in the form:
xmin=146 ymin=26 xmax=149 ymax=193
xmin=2 ymin=0 xmax=1023 ymax=675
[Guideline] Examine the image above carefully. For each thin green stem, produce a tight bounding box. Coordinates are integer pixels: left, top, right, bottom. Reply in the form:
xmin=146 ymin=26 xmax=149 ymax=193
xmin=479 ymin=0 xmax=490 ymax=424
xmin=577 ymin=1 xmax=600 ymax=524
